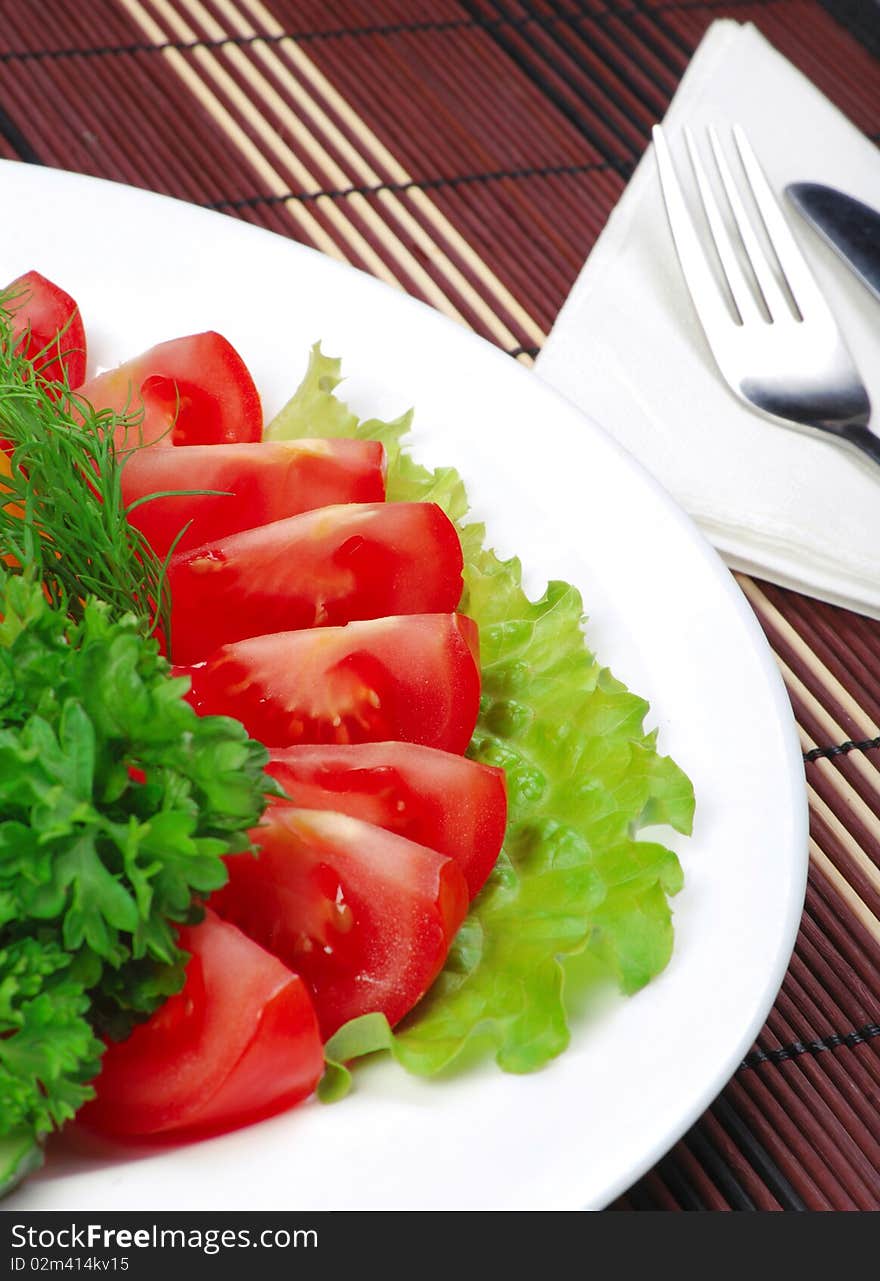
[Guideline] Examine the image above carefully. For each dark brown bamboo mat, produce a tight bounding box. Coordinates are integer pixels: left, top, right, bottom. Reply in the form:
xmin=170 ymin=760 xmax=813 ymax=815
xmin=2 ymin=0 xmax=879 ymax=1212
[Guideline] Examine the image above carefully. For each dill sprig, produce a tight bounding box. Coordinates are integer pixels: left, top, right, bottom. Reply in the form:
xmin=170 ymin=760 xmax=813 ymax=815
xmin=0 ymin=298 xmax=171 ymax=639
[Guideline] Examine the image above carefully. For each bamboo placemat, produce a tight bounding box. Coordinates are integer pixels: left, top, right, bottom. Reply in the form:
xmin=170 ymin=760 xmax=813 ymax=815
xmin=2 ymin=0 xmax=878 ymax=1212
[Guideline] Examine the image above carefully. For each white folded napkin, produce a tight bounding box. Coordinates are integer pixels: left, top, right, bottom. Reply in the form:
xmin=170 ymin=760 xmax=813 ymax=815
xmin=535 ymin=20 xmax=880 ymax=618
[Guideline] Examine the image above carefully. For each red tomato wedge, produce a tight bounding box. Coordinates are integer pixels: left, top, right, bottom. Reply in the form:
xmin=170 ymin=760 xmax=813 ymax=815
xmin=267 ymin=742 xmax=507 ymax=898
xmin=211 ymin=806 xmax=469 ymax=1038
xmin=78 ymin=912 xmax=323 ymax=1139
xmin=121 ymin=438 xmax=386 ymax=559
xmin=5 ymin=270 xmax=87 ymax=390
xmin=176 ymin=613 xmax=481 ymax=752
xmin=78 ymin=332 xmax=262 ymax=448
xmin=167 ymin=502 xmax=464 ymax=663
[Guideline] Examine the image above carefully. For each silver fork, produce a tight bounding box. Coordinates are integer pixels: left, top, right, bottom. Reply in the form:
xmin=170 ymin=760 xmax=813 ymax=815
xmin=653 ymin=124 xmax=876 ymax=466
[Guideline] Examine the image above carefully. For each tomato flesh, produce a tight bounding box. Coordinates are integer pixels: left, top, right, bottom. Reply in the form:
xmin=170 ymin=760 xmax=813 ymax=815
xmin=78 ymin=912 xmax=323 ymax=1139
xmin=121 ymin=438 xmax=386 ymax=559
xmin=267 ymin=742 xmax=506 ymax=898
xmin=5 ymin=270 xmax=87 ymax=390
xmin=167 ymin=502 xmax=464 ymax=663
xmin=78 ymin=332 xmax=262 ymax=448
xmin=211 ymin=805 xmax=469 ymax=1038
xmin=176 ymin=613 xmax=480 ymax=752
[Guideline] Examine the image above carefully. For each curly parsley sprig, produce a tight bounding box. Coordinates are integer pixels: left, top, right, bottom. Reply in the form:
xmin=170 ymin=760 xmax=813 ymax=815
xmin=0 ymin=571 xmax=277 ymax=1188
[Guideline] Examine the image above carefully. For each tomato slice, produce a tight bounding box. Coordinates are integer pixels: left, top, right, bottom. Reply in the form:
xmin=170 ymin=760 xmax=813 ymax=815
xmin=267 ymin=742 xmax=507 ymax=898
xmin=167 ymin=502 xmax=464 ymax=663
xmin=78 ymin=912 xmax=323 ymax=1139
xmin=176 ymin=613 xmax=481 ymax=752
xmin=211 ymin=805 xmax=469 ymax=1038
xmin=78 ymin=332 xmax=262 ymax=448
xmin=5 ymin=270 xmax=87 ymax=390
xmin=121 ymin=438 xmax=386 ymax=559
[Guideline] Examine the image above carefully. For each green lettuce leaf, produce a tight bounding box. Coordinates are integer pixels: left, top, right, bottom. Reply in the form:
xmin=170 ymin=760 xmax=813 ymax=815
xmin=269 ymin=344 xmax=695 ymax=1082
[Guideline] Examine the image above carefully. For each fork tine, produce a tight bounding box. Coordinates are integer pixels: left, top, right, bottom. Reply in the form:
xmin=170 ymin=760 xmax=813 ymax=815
xmin=652 ymin=125 xmax=731 ymax=340
xmin=706 ymin=126 xmax=791 ymax=322
xmin=683 ymin=127 xmax=761 ymax=326
xmin=732 ymin=124 xmax=832 ymax=322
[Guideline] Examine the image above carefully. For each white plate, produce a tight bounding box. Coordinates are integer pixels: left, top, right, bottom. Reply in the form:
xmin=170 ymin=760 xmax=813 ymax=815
xmin=2 ymin=161 xmax=807 ymax=1213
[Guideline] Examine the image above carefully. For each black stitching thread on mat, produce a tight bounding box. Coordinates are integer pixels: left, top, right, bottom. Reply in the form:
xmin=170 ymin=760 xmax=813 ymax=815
xmin=711 ymin=1095 xmax=808 ymax=1211
xmin=0 ymin=28 xmax=457 ymax=64
xmin=507 ymin=345 xmax=540 ymax=359
xmin=206 ymin=159 xmax=617 ymax=211
xmin=0 ymin=2 xmax=778 ymax=65
xmin=803 ymin=736 xmax=880 ymax=763
xmin=0 ymin=104 xmax=41 ymax=164
xmin=739 ymin=1023 xmax=880 ymax=1071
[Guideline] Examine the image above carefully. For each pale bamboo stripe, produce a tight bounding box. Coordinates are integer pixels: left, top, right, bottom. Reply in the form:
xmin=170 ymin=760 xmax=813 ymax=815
xmin=811 ymin=761 xmax=880 ymax=872
xmin=139 ymin=0 xmax=449 ymax=318
xmin=115 ymin=0 xmax=351 ymax=260
xmin=237 ymin=0 xmax=547 ymax=346
xmin=777 ymin=654 xmax=880 ymax=807
xmin=809 ymin=837 xmax=880 ymax=946
xmin=119 ymin=0 xmax=546 ymax=353
xmin=134 ymin=0 xmax=419 ymax=294
xmin=178 ymin=0 xmax=479 ymax=327
xmin=808 ymin=783 xmax=880 ymax=901
xmin=182 ymin=0 xmax=530 ymax=344
xmin=737 ymin=575 xmax=880 ymax=739
xmin=778 ymin=651 xmax=863 ymax=745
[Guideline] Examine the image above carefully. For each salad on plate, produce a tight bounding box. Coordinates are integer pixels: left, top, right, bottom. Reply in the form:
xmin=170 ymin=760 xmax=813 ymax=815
xmin=0 ymin=270 xmax=694 ymax=1197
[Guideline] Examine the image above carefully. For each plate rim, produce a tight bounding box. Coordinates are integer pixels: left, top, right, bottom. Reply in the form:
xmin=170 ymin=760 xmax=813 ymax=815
xmin=0 ymin=159 xmax=809 ymax=1212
